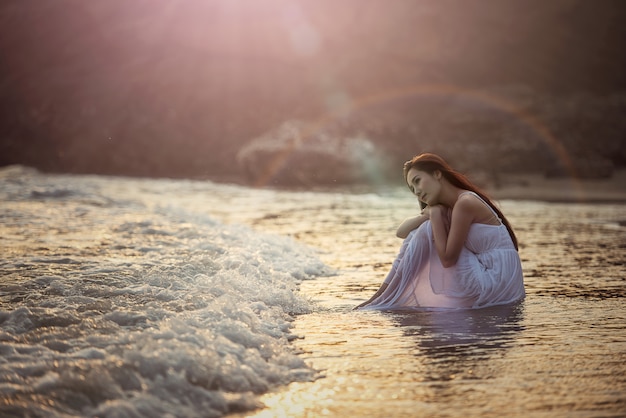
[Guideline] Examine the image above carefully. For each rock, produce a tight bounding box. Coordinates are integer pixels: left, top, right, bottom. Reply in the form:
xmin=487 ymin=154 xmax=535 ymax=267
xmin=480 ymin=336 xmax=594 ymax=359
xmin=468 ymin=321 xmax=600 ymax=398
xmin=236 ymin=120 xmax=390 ymax=187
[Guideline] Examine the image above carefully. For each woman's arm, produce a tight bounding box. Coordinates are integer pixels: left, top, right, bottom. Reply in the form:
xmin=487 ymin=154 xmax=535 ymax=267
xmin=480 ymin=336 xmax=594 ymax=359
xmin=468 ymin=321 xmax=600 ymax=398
xmin=396 ymin=212 xmax=429 ymax=238
xmin=430 ymin=201 xmax=473 ymax=268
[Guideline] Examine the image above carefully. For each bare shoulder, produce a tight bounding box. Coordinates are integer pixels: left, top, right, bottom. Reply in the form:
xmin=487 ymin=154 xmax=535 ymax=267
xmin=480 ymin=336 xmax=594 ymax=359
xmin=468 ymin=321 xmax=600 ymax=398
xmin=456 ymin=192 xmax=481 ymax=208
xmin=455 ymin=192 xmax=492 ymax=219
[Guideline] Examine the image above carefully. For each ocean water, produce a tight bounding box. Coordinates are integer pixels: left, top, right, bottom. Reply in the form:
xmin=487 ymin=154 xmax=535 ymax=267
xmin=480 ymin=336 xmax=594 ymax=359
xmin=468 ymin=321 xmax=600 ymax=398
xmin=1 ymin=167 xmax=625 ymax=417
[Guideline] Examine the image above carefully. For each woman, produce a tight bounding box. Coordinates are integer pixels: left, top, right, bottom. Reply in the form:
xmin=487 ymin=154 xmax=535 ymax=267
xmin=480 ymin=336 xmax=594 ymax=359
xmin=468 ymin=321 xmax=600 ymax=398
xmin=356 ymin=153 xmax=524 ymax=310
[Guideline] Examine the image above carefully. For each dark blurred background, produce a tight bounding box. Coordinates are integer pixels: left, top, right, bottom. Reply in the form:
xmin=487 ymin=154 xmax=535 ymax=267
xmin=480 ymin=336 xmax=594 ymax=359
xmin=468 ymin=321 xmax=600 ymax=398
xmin=1 ymin=0 xmax=625 ymax=186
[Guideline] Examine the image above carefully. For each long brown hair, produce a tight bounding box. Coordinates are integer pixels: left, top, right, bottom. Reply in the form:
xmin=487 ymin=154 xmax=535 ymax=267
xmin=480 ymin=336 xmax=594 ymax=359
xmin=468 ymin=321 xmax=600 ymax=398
xmin=403 ymin=153 xmax=519 ymax=250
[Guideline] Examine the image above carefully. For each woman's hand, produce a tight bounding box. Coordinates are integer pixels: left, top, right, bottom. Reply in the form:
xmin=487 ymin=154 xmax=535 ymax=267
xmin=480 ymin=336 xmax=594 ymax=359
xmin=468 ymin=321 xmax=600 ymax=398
xmin=396 ymin=212 xmax=430 ymax=238
xmin=427 ymin=204 xmax=445 ymax=217
xmin=420 ymin=205 xmax=432 ymax=217
xmin=429 ymin=205 xmax=451 ymax=234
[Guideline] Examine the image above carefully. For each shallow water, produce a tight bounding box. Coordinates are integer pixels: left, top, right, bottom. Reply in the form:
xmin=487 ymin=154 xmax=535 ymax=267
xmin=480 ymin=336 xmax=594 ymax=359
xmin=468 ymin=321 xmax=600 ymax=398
xmin=209 ymin=180 xmax=626 ymax=417
xmin=1 ymin=167 xmax=625 ymax=417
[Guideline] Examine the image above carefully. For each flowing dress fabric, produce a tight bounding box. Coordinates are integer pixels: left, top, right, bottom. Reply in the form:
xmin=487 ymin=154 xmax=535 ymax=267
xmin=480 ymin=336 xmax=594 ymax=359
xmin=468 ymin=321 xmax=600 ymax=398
xmin=360 ymin=194 xmax=525 ymax=310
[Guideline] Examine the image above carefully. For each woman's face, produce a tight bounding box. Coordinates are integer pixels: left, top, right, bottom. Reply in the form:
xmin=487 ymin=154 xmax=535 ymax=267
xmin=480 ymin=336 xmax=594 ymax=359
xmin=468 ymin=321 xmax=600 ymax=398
xmin=406 ymin=168 xmax=441 ymax=206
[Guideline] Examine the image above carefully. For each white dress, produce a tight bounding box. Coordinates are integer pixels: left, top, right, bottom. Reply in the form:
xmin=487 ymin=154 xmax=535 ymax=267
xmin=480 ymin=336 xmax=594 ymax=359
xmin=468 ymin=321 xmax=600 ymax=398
xmin=360 ymin=192 xmax=525 ymax=310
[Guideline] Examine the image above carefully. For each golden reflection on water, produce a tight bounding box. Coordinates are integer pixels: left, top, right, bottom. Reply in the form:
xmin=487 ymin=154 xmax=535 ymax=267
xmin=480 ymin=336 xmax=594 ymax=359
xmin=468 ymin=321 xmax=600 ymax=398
xmin=3 ymin=172 xmax=625 ymax=417
xmin=217 ymin=192 xmax=626 ymax=417
xmin=246 ymin=309 xmax=432 ymax=418
xmin=242 ymin=301 xmax=526 ymax=418
xmin=244 ymin=298 xmax=626 ymax=417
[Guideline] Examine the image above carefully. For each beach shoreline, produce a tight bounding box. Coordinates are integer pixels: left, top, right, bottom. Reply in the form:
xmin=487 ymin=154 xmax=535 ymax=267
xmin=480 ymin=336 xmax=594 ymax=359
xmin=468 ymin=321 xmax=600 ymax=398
xmin=14 ymin=162 xmax=625 ymax=204
xmin=204 ymin=168 xmax=626 ymax=204
xmin=486 ymin=169 xmax=626 ymax=203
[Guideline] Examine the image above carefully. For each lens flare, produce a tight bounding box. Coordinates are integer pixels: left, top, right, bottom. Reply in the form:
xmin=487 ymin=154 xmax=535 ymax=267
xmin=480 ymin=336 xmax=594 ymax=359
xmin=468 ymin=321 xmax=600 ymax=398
xmin=254 ymin=83 xmax=584 ymax=200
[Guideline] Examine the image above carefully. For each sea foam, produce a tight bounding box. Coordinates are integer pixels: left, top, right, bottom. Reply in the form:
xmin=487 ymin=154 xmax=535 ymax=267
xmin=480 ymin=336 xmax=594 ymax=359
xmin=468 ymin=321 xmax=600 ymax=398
xmin=0 ymin=166 xmax=334 ymax=417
